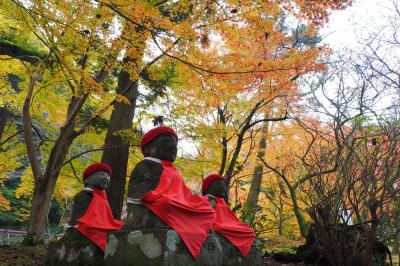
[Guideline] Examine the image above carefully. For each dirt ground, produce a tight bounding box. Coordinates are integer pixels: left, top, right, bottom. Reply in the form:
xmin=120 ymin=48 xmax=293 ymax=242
xmin=0 ymin=245 xmax=47 ymax=266
xmin=0 ymin=244 xmax=305 ymax=266
xmin=2 ymin=245 xmax=395 ymax=266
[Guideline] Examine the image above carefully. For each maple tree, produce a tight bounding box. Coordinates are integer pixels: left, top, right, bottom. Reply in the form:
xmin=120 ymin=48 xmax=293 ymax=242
xmin=0 ymin=0 xmax=354 ymax=246
xmin=149 ymin=0 xmax=348 ymax=218
xmin=0 ymin=0 xmax=126 ymax=244
xmin=95 ymin=0 xmax=353 ymax=218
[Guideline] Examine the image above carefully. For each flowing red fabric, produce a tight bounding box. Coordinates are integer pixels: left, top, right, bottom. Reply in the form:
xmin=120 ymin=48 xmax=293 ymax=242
xmin=77 ymin=188 xmax=124 ymax=252
xmin=213 ymin=197 xmax=255 ymax=257
xmin=141 ymin=160 xmax=215 ymax=258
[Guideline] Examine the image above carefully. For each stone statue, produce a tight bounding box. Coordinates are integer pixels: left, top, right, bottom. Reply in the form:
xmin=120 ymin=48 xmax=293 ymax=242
xmin=47 ymin=163 xmax=123 ymax=266
xmin=124 ymin=126 xmax=216 ymax=258
xmin=103 ymin=126 xmax=224 ymax=265
xmin=125 ymin=128 xmax=217 ymax=228
xmin=124 ymin=129 xmax=177 ymax=229
xmin=68 ymin=163 xmax=111 ymax=227
xmin=202 ymin=174 xmax=262 ymax=265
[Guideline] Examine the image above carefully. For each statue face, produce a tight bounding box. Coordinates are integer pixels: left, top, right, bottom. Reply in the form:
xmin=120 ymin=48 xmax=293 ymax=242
xmin=142 ymin=133 xmax=178 ymax=162
xmin=205 ymin=179 xmax=226 ymax=198
xmin=84 ymin=171 xmax=110 ymax=189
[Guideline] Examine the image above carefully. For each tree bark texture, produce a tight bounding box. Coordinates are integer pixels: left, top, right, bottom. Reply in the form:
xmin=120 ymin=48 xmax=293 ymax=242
xmin=244 ymin=123 xmax=268 ymax=224
xmin=102 ymin=73 xmax=139 ymax=219
xmin=25 ymin=95 xmax=83 ymax=245
xmin=0 ymin=107 xmax=9 ymax=141
xmin=102 ymin=29 xmax=146 ymax=219
xmin=288 ymin=186 xmax=309 ymax=238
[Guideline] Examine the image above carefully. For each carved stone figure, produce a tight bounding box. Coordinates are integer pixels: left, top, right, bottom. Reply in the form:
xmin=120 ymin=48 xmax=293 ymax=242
xmin=124 ymin=126 xmax=216 ymax=258
xmin=202 ymin=174 xmax=262 ymax=265
xmin=125 ymin=130 xmax=177 ymax=229
xmin=47 ymin=163 xmax=123 ymax=266
xmin=104 ymin=127 xmax=224 ymax=265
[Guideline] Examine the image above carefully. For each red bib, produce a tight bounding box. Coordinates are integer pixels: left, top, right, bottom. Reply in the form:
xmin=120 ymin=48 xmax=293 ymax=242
xmin=141 ymin=160 xmax=215 ymax=258
xmin=213 ymin=197 xmax=255 ymax=257
xmin=77 ymin=188 xmax=124 ymax=252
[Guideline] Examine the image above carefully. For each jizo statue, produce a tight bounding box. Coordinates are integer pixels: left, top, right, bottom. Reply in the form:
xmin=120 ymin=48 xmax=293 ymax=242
xmin=202 ymin=174 xmax=256 ymax=257
xmin=126 ymin=126 xmax=216 ymax=258
xmin=67 ymin=163 xmax=123 ymax=253
xmin=125 ymin=130 xmax=178 ymax=229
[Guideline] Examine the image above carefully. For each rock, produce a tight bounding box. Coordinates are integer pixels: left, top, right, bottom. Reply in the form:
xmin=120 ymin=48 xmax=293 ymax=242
xmin=124 ymin=204 xmax=170 ymax=230
xmin=46 ymin=228 xmax=104 ymax=266
xmin=104 ymin=228 xmax=263 ymax=266
xmin=215 ymin=232 xmax=263 ymax=266
xmin=104 ymin=228 xmax=223 ymax=266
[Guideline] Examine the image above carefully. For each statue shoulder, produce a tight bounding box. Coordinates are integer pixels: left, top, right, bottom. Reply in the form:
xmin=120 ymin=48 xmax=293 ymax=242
xmin=72 ymin=190 xmax=93 ymax=203
xmin=130 ymin=159 xmax=163 ymax=179
xmin=128 ymin=159 xmax=163 ymax=198
xmin=68 ymin=190 xmax=93 ymax=226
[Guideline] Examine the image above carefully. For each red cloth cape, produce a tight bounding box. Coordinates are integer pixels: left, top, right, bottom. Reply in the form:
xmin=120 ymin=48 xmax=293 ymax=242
xmin=213 ymin=197 xmax=255 ymax=257
xmin=77 ymin=188 xmax=124 ymax=252
xmin=141 ymin=160 xmax=215 ymax=258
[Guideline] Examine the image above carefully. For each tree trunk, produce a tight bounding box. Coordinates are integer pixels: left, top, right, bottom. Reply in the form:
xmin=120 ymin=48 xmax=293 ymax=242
xmin=244 ymin=123 xmax=268 ymax=224
xmin=0 ymin=107 xmax=9 ymax=141
xmin=25 ymin=121 xmax=77 ymax=244
xmin=24 ymin=175 xmax=57 ymax=245
xmin=278 ymin=200 xmax=283 ymax=236
xmin=24 ymin=94 xmax=83 ymax=245
xmin=288 ymin=185 xmax=309 ymax=238
xmin=22 ymin=49 xmax=109 ymax=244
xmin=102 ymin=72 xmax=139 ymax=219
xmin=224 ymin=133 xmax=244 ymax=204
xmin=102 ymin=28 xmax=146 ymax=219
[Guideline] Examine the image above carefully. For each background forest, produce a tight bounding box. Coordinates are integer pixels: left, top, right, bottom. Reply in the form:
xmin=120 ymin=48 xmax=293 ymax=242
xmin=0 ymin=0 xmax=399 ymax=264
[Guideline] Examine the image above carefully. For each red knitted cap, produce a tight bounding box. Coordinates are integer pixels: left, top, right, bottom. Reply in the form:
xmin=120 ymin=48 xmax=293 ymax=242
xmin=140 ymin=126 xmax=178 ymax=151
xmin=83 ymin=162 xmax=112 ymax=180
xmin=202 ymin=174 xmax=225 ymax=194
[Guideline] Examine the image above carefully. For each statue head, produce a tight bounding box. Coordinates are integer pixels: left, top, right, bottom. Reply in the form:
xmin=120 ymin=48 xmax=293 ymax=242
xmin=140 ymin=126 xmax=178 ymax=162
xmin=83 ymin=162 xmax=112 ymax=189
xmin=202 ymin=174 xmax=226 ymax=198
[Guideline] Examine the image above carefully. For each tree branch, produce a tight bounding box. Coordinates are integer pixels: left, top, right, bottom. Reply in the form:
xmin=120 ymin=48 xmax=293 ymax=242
xmin=0 ymin=41 xmax=45 ymax=65
xmin=151 ymin=32 xmax=297 ymax=75
xmin=57 ymin=144 xmax=140 ymax=172
xmin=0 ymin=129 xmax=24 ymax=147
xmin=23 ymin=69 xmax=44 ymax=180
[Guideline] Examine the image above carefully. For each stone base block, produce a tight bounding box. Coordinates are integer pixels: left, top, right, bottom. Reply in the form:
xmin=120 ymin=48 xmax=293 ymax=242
xmin=46 ymin=228 xmax=104 ymax=266
xmin=215 ymin=232 xmax=263 ymax=266
xmin=104 ymin=229 xmax=263 ymax=266
xmin=104 ymin=229 xmax=223 ymax=266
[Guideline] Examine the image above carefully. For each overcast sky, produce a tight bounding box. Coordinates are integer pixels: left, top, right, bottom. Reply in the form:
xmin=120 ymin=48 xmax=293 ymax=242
xmin=322 ymin=0 xmax=393 ymax=50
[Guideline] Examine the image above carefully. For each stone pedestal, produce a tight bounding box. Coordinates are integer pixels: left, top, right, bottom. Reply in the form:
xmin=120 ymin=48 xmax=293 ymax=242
xmin=47 ymin=228 xmax=104 ymax=266
xmin=215 ymin=232 xmax=263 ymax=266
xmin=104 ymin=228 xmax=223 ymax=266
xmin=104 ymin=228 xmax=263 ymax=266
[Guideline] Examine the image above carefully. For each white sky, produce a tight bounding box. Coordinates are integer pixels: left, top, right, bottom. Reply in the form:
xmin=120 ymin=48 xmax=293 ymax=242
xmin=321 ymin=0 xmax=393 ymax=49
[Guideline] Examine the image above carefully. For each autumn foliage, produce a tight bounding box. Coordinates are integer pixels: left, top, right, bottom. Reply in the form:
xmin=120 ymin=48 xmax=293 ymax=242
xmin=3 ymin=2 xmax=399 ymax=262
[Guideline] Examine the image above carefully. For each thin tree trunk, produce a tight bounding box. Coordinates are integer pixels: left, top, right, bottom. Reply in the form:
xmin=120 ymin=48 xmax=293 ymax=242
xmin=25 ymin=122 xmax=78 ymax=244
xmin=244 ymin=123 xmax=268 ymax=224
xmin=278 ymin=201 xmax=283 ymax=236
xmin=22 ymin=69 xmax=47 ymax=245
xmin=0 ymin=107 xmax=9 ymax=141
xmin=288 ymin=185 xmax=309 ymax=238
xmin=218 ymin=107 xmax=228 ymax=175
xmin=22 ymin=71 xmax=43 ymax=180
